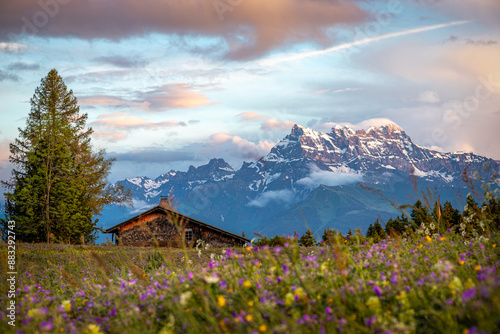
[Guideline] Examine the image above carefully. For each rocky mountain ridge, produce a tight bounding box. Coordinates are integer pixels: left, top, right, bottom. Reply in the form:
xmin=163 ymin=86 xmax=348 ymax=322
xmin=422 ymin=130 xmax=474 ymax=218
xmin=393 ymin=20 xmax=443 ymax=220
xmin=109 ymin=122 xmax=499 ymax=237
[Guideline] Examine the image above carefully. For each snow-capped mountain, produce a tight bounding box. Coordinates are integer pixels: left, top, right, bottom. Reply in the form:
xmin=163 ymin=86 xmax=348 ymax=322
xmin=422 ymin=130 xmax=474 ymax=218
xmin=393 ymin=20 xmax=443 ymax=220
xmin=108 ymin=123 xmax=499 ymax=237
xmin=120 ymin=158 xmax=235 ymax=202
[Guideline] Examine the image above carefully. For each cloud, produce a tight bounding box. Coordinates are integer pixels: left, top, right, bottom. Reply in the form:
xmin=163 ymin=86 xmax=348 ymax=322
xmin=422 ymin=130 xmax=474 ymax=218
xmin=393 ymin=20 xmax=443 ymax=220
xmin=0 ymin=70 xmax=20 ymax=82
xmin=261 ymin=119 xmax=296 ymax=131
xmin=207 ymin=133 xmax=276 ymax=161
xmin=111 ymin=149 xmax=195 ymax=164
xmin=93 ymin=55 xmax=149 ymax=68
xmin=418 ymin=90 xmax=440 ymax=104
xmin=78 ymin=84 xmax=215 ymax=111
xmin=0 ymin=0 xmax=368 ymax=61
xmin=296 ymin=165 xmax=363 ymax=189
xmin=0 ymin=139 xmax=13 ymax=202
xmin=92 ymin=115 xmax=187 ymax=131
xmin=247 ymin=189 xmax=295 ymax=208
xmin=237 ymin=111 xmax=268 ymax=122
xmin=91 ymin=130 xmax=128 ymax=143
xmin=7 ymin=61 xmax=40 ymax=71
xmin=317 ymin=118 xmax=399 ymax=132
xmin=414 ymin=0 xmax=500 ymax=29
xmin=260 ymin=20 xmax=469 ymax=65
xmin=444 ymin=35 xmax=497 ymax=46
xmin=314 ymin=87 xmax=361 ymax=95
xmin=78 ymin=95 xmax=141 ymax=109
xmin=0 ymin=42 xmax=26 ymax=53
xmin=137 ymin=84 xmax=215 ymax=111
xmin=0 ymin=138 xmax=10 ymax=162
xmin=331 ymin=87 xmax=361 ymax=94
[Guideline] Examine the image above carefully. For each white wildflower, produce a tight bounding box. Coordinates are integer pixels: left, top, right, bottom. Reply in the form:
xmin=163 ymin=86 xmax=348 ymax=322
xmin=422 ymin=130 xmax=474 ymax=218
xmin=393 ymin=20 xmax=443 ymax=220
xmin=203 ymin=275 xmax=219 ymax=284
xmin=179 ymin=291 xmax=192 ymax=306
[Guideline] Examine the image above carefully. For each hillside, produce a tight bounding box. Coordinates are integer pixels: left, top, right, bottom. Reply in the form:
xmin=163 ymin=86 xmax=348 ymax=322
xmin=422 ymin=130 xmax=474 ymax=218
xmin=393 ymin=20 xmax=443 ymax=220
xmin=103 ymin=122 xmax=500 ymax=239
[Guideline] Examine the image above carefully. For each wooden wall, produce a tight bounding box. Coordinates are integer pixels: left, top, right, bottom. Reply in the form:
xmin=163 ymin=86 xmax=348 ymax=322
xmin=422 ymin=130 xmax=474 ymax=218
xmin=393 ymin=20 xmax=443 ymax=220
xmin=116 ymin=212 xmax=243 ymax=248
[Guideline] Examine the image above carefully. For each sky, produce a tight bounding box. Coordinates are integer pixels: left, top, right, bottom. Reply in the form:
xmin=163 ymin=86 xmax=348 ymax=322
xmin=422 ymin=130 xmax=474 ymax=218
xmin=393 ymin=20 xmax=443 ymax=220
xmin=1 ymin=0 xmax=499 ymax=188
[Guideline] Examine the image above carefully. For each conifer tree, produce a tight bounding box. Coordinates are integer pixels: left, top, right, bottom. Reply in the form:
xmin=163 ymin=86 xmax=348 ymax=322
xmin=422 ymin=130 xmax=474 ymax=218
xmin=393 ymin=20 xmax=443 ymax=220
xmin=299 ymin=229 xmax=316 ymax=247
xmin=411 ymin=200 xmax=431 ymax=226
xmin=2 ymin=69 xmax=131 ymax=244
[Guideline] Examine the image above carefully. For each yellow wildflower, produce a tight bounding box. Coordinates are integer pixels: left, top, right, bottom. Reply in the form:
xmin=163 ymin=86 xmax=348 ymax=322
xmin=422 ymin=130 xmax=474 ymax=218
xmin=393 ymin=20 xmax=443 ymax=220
xmin=234 ymin=317 xmax=240 ymax=323
xmin=425 ymin=235 xmax=432 ymax=243
xmin=248 ymin=301 xmax=254 ymax=307
xmin=474 ymin=265 xmax=482 ymax=271
xmin=61 ymin=300 xmax=71 ymax=312
xmin=416 ymin=244 xmax=423 ymax=249
xmin=259 ymin=324 xmax=267 ymax=332
xmin=365 ymin=296 xmax=380 ymax=310
xmin=448 ymin=276 xmax=462 ymax=295
xmin=493 ymin=244 xmax=496 ymax=248
xmin=246 ymin=246 xmax=252 ymax=252
xmin=217 ymin=295 xmax=226 ymax=307
xmin=464 ymin=278 xmax=475 ymax=290
xmin=439 ymin=236 xmax=447 ymax=241
xmin=219 ymin=320 xmax=227 ymax=332
xmin=285 ymin=293 xmax=294 ymax=306
xmin=245 ymin=314 xmax=254 ymax=322
xmin=459 ymin=260 xmax=465 ymax=265
xmin=84 ymin=324 xmax=103 ymax=334
xmin=243 ymin=280 xmax=252 ymax=288
xmin=295 ymin=287 xmax=306 ymax=299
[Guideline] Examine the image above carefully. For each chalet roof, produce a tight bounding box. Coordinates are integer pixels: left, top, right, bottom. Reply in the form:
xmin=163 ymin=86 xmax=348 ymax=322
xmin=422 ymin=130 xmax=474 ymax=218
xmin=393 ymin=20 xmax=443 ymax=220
xmin=104 ymin=206 xmax=250 ymax=244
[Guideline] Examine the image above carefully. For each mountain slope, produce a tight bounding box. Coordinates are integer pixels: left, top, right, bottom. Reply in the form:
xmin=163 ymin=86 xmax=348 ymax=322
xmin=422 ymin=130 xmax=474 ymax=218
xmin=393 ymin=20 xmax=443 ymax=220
xmin=104 ymin=122 xmax=499 ymax=239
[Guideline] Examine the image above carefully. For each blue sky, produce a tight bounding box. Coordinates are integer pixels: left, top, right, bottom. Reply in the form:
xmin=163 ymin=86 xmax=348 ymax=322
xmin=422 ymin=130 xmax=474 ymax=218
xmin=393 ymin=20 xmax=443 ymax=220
xmin=1 ymin=0 xmax=499 ymax=185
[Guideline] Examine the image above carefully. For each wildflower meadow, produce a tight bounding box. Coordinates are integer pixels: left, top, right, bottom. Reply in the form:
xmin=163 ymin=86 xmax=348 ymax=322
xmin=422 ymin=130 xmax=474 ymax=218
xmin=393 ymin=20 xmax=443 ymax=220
xmin=1 ymin=229 xmax=499 ymax=333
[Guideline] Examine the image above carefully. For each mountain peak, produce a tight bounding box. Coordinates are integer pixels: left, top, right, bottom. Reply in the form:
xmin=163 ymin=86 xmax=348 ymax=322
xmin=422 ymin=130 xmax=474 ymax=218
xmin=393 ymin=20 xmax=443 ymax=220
xmin=366 ymin=122 xmax=402 ymax=134
xmin=290 ymin=123 xmax=306 ymax=136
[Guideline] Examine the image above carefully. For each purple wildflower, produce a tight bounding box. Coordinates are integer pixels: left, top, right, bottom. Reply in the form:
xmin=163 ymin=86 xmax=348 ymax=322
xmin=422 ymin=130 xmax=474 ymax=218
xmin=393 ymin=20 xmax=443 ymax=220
xmin=365 ymin=315 xmax=376 ymax=326
xmin=462 ymin=288 xmax=476 ymax=302
xmin=373 ymin=285 xmax=382 ymax=296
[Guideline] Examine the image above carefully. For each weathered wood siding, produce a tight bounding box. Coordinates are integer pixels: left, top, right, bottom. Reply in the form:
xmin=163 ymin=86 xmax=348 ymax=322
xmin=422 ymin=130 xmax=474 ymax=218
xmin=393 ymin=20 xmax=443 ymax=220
xmin=116 ymin=212 xmax=243 ymax=247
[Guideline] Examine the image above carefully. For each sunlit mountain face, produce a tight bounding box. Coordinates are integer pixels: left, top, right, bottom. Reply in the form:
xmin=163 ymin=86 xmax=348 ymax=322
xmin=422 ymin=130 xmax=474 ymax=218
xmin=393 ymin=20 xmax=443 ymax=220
xmin=104 ymin=123 xmax=499 ymax=239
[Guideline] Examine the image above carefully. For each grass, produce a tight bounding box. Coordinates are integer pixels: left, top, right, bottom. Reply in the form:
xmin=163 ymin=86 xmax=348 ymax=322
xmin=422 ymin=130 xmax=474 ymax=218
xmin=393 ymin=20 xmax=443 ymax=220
xmin=1 ymin=232 xmax=499 ymax=334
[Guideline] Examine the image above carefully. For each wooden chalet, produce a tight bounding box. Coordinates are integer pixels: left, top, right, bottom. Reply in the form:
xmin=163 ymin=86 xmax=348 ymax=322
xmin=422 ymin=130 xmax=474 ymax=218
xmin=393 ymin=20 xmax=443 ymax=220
xmin=105 ymin=198 xmax=250 ymax=247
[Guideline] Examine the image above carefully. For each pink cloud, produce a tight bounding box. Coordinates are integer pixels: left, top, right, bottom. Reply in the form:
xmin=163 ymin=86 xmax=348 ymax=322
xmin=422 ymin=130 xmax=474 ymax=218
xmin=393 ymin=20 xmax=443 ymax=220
xmin=0 ymin=0 xmax=367 ymax=60
xmin=79 ymin=84 xmax=215 ymax=112
xmin=91 ymin=130 xmax=128 ymax=142
xmin=0 ymin=138 xmax=10 ymax=162
xmin=261 ymin=119 xmax=296 ymax=131
xmin=237 ymin=111 xmax=269 ymax=122
xmin=92 ymin=115 xmax=187 ymax=131
xmin=139 ymin=84 xmax=216 ymax=111
xmin=208 ymin=133 xmax=276 ymax=160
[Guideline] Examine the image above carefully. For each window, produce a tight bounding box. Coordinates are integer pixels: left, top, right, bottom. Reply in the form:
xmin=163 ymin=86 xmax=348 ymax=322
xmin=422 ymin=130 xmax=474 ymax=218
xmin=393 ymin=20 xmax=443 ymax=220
xmin=185 ymin=229 xmax=193 ymax=243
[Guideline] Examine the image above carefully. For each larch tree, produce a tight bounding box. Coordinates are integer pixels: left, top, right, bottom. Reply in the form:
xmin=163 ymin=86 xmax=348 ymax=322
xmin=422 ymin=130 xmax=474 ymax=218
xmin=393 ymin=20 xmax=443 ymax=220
xmin=2 ymin=69 xmax=131 ymax=244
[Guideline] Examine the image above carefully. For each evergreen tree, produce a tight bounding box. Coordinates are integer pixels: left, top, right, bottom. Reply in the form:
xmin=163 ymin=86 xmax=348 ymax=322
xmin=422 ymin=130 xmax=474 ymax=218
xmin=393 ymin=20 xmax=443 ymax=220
xmin=411 ymin=200 xmax=431 ymax=226
xmin=366 ymin=224 xmax=374 ymax=238
xmin=373 ymin=219 xmax=386 ymax=242
xmin=2 ymin=69 xmax=131 ymax=244
xmin=460 ymin=194 xmax=481 ymax=237
xmin=299 ymin=229 xmax=316 ymax=247
xmin=441 ymin=201 xmax=461 ymax=229
xmin=322 ymin=227 xmax=337 ymax=245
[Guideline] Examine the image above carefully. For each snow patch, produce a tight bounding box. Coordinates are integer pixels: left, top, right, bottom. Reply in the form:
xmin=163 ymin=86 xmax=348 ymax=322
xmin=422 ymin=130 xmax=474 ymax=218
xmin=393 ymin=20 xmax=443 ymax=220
xmin=126 ymin=177 xmax=144 ymax=187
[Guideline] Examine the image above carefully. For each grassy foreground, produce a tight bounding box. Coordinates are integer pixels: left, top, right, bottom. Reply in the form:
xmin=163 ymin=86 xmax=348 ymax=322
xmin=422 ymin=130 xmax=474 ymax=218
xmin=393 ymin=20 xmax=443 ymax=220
xmin=1 ymin=234 xmax=499 ymax=333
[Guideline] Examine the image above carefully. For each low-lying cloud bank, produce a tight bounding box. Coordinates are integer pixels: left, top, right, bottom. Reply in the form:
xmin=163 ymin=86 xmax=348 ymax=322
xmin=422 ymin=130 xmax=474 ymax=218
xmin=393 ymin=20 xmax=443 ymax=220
xmin=297 ymin=165 xmax=363 ymax=189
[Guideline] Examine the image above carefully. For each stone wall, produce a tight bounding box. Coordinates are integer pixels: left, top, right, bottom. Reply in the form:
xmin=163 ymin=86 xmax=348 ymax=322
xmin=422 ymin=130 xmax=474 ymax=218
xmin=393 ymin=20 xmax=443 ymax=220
xmin=116 ymin=212 xmax=243 ymax=248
